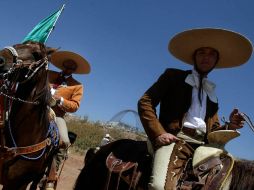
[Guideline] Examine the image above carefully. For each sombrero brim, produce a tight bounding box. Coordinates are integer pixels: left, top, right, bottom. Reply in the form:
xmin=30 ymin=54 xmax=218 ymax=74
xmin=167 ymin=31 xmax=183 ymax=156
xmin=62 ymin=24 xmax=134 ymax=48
xmin=169 ymin=28 xmax=253 ymax=68
xmin=50 ymin=51 xmax=91 ymax=74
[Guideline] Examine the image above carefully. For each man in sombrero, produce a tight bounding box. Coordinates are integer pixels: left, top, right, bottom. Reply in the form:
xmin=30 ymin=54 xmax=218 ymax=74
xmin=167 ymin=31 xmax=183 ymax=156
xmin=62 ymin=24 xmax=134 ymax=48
xmin=47 ymin=50 xmax=90 ymax=185
xmin=138 ymin=28 xmax=252 ymax=190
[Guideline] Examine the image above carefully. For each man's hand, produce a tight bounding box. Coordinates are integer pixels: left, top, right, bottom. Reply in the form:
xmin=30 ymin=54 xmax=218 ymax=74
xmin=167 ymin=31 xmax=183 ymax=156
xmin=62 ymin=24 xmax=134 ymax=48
xmin=229 ymin=108 xmax=245 ymax=129
xmin=52 ymin=94 xmax=62 ymax=105
xmin=154 ymin=133 xmax=179 ymax=148
xmin=53 ymin=94 xmax=61 ymax=100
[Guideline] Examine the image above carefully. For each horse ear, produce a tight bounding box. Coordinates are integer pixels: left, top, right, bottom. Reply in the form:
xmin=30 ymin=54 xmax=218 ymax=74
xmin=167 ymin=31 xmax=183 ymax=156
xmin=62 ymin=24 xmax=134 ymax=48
xmin=46 ymin=47 xmax=59 ymax=55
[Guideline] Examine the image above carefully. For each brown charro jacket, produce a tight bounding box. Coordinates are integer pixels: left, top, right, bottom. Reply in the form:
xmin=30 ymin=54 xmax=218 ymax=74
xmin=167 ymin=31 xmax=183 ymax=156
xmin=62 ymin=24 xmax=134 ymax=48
xmin=138 ymin=68 xmax=223 ymax=141
xmin=48 ymin=70 xmax=83 ymax=117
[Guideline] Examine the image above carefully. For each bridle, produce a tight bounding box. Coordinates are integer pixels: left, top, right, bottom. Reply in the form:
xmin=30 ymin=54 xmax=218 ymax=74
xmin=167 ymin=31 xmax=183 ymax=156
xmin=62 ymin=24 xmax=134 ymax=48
xmin=0 ymin=46 xmax=48 ymax=105
xmin=240 ymin=112 xmax=254 ymax=133
xmin=2 ymin=46 xmax=48 ymax=82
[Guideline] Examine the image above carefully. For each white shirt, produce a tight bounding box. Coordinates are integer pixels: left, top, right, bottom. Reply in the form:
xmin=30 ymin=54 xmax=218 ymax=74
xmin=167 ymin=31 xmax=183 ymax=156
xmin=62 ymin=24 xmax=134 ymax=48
xmin=100 ymin=137 xmax=110 ymax=146
xmin=182 ymin=69 xmax=217 ymax=133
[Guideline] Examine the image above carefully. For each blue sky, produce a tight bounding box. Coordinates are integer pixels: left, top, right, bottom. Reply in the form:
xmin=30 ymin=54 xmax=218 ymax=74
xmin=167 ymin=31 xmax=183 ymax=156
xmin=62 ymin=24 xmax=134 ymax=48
xmin=1 ymin=0 xmax=254 ymax=159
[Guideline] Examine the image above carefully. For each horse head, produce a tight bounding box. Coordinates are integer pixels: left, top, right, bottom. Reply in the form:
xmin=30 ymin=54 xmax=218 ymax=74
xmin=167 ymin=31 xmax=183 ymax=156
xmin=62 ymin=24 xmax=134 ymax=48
xmin=0 ymin=41 xmax=56 ymax=82
xmin=0 ymin=41 xmax=57 ymax=116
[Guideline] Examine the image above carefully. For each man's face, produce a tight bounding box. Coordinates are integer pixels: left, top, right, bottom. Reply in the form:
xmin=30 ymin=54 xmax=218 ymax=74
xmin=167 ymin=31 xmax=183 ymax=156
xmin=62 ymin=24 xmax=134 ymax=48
xmin=194 ymin=47 xmax=219 ymax=73
xmin=62 ymin=60 xmax=77 ymax=75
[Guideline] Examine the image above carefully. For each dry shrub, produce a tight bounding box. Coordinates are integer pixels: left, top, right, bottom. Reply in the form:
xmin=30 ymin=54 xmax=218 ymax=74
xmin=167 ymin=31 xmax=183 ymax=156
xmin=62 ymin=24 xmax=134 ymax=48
xmin=65 ymin=115 xmax=146 ymax=153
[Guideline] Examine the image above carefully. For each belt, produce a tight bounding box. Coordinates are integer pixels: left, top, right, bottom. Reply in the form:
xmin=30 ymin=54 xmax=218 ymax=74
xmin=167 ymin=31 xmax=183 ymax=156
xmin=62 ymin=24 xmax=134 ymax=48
xmin=181 ymin=127 xmax=197 ymax=137
xmin=181 ymin=127 xmax=205 ymax=138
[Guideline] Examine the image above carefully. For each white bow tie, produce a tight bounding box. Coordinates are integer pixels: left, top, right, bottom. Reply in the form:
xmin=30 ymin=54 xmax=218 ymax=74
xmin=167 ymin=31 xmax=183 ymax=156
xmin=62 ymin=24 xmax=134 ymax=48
xmin=185 ymin=72 xmax=217 ymax=103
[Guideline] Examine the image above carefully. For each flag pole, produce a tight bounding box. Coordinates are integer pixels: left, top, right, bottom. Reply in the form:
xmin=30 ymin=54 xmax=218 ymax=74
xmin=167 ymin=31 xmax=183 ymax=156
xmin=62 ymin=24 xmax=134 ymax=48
xmin=45 ymin=4 xmax=65 ymax=43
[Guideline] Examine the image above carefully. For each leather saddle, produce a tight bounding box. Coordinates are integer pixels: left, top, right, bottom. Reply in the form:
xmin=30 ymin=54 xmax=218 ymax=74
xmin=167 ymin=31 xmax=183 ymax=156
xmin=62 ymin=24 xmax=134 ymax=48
xmin=178 ymin=130 xmax=239 ymax=190
xmin=106 ymin=152 xmax=138 ymax=173
xmin=178 ymin=151 xmax=234 ymax=190
xmin=106 ymin=152 xmax=141 ymax=189
xmin=104 ymin=139 xmax=152 ymax=189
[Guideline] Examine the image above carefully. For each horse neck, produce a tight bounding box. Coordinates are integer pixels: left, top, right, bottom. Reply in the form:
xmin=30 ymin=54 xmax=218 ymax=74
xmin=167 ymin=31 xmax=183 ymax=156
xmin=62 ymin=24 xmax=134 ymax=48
xmin=8 ymin=69 xmax=49 ymax=144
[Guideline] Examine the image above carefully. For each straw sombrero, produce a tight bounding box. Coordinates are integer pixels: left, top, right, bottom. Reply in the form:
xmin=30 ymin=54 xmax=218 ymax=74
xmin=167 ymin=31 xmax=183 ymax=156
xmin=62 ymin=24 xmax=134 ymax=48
xmin=50 ymin=51 xmax=91 ymax=74
xmin=169 ymin=28 xmax=253 ymax=68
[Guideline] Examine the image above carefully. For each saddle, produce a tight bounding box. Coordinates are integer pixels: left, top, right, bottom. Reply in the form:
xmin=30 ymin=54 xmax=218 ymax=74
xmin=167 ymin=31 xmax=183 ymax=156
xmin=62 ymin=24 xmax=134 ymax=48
xmin=106 ymin=152 xmax=141 ymax=189
xmin=193 ymin=153 xmax=233 ymax=190
xmin=104 ymin=139 xmax=152 ymax=190
xmin=178 ymin=130 xmax=239 ymax=190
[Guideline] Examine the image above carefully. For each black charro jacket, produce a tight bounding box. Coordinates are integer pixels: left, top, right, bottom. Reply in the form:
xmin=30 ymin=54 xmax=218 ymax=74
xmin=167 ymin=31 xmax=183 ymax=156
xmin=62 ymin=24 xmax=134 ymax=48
xmin=138 ymin=68 xmax=222 ymax=141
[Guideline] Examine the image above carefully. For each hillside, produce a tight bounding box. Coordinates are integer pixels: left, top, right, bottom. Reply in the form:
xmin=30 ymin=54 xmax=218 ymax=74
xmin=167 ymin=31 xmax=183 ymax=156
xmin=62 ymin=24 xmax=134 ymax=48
xmin=65 ymin=114 xmax=147 ymax=153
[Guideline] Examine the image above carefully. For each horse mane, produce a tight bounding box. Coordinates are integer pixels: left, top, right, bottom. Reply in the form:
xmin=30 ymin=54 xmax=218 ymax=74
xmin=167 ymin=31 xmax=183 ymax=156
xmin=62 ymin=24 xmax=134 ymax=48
xmin=230 ymin=159 xmax=254 ymax=190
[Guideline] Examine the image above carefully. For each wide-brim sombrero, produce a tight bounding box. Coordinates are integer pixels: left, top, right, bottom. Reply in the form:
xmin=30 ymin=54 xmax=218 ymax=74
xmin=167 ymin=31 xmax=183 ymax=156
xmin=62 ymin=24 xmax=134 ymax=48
xmin=50 ymin=51 xmax=91 ymax=74
xmin=169 ymin=28 xmax=253 ymax=68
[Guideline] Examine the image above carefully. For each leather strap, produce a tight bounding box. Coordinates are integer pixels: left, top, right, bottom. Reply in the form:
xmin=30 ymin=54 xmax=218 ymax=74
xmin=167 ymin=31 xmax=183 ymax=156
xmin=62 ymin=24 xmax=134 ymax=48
xmin=193 ymin=155 xmax=233 ymax=190
xmin=47 ymin=158 xmax=58 ymax=181
xmin=105 ymin=152 xmax=140 ymax=190
xmin=182 ymin=127 xmax=197 ymax=137
xmin=13 ymin=138 xmax=51 ymax=155
xmin=106 ymin=152 xmax=137 ymax=173
xmin=194 ymin=156 xmax=222 ymax=174
xmin=0 ymin=138 xmax=51 ymax=159
xmin=181 ymin=127 xmax=205 ymax=139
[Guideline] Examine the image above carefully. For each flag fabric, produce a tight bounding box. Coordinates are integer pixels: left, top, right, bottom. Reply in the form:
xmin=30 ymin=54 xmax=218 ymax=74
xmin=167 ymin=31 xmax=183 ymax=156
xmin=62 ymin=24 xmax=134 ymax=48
xmin=22 ymin=4 xmax=65 ymax=43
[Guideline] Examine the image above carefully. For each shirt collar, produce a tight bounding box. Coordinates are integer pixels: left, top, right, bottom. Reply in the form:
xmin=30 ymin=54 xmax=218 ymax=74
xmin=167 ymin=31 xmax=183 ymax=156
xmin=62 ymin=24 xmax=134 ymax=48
xmin=185 ymin=69 xmax=217 ymax=103
xmin=60 ymin=72 xmax=72 ymax=79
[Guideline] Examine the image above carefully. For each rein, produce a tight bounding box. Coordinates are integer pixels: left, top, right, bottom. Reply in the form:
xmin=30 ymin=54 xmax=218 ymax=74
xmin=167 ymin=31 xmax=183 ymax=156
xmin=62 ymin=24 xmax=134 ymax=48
xmin=240 ymin=112 xmax=254 ymax=133
xmin=17 ymin=57 xmax=48 ymax=84
xmin=0 ymin=46 xmax=48 ymax=105
xmin=0 ymin=45 xmax=51 ymax=161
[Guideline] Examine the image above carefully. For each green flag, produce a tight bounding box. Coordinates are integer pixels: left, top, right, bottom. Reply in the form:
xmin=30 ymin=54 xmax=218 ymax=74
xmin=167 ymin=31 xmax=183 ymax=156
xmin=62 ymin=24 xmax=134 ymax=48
xmin=22 ymin=4 xmax=65 ymax=43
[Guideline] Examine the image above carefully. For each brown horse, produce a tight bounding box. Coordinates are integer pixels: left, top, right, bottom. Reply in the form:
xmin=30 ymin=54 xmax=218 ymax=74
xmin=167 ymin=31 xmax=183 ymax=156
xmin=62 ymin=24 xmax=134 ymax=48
xmin=0 ymin=42 xmax=57 ymax=190
xmin=74 ymin=139 xmax=254 ymax=190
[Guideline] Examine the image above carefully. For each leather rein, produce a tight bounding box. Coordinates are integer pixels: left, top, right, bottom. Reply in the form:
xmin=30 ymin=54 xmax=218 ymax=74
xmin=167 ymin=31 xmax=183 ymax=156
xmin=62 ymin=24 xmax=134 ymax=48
xmin=0 ymin=46 xmax=51 ymax=160
xmin=240 ymin=112 xmax=254 ymax=133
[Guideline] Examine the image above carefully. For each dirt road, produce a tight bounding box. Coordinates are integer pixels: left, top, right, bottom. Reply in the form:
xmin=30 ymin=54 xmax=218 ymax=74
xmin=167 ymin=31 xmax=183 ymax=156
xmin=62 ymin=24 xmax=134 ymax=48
xmin=0 ymin=152 xmax=84 ymax=190
xmin=56 ymin=153 xmax=84 ymax=190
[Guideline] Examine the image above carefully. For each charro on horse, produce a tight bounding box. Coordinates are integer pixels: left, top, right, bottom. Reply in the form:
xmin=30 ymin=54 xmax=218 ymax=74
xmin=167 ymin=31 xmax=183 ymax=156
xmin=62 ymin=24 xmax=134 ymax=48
xmin=0 ymin=41 xmax=59 ymax=190
xmin=75 ymin=128 xmax=254 ymax=190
